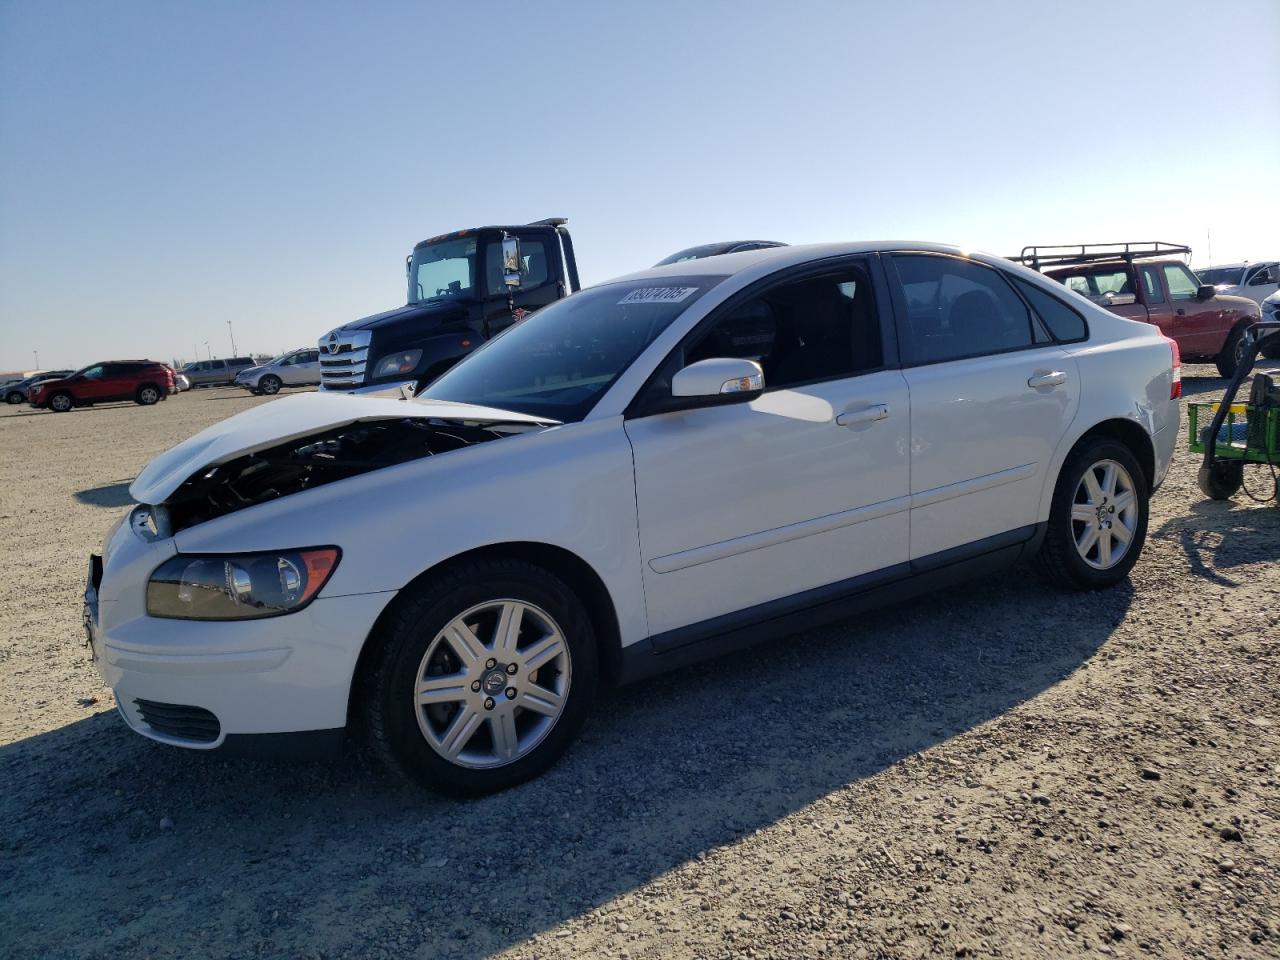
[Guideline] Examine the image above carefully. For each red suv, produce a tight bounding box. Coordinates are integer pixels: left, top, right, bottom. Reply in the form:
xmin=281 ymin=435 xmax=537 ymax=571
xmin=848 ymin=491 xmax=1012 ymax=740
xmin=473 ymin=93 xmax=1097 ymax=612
xmin=28 ymin=361 xmax=176 ymax=412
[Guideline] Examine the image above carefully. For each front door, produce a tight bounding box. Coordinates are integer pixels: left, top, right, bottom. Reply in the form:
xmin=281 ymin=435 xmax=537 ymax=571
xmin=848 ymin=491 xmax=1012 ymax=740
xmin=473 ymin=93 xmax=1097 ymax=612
xmin=73 ymin=365 xmax=115 ymax=402
xmin=624 ymin=260 xmax=911 ymax=637
xmin=887 ymin=253 xmax=1080 ymax=560
xmin=482 ymin=234 xmax=562 ymax=337
xmin=1162 ymin=261 xmax=1232 ymax=357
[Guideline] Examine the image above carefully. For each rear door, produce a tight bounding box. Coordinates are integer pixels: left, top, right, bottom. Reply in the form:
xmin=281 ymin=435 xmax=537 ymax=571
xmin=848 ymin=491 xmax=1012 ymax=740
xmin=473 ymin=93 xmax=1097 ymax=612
xmin=887 ymin=253 xmax=1080 ymax=560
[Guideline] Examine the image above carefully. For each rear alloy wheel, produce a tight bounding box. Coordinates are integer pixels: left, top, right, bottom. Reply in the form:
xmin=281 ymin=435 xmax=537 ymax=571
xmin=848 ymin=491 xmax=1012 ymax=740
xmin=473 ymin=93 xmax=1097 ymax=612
xmin=1036 ymin=438 xmax=1149 ymax=590
xmin=364 ymin=558 xmax=597 ymax=795
xmin=49 ymin=392 xmax=73 ymax=413
xmin=135 ymin=385 xmax=161 ymax=405
xmin=258 ymin=375 xmax=282 ymax=395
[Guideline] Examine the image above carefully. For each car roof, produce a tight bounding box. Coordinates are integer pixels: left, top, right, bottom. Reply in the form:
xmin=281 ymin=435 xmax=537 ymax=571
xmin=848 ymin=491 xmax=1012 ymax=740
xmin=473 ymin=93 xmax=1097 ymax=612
xmin=612 ymin=241 xmax=985 ymax=285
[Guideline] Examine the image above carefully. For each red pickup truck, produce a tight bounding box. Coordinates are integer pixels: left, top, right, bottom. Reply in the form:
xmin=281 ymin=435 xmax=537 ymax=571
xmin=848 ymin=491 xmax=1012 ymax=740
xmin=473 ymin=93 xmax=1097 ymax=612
xmin=1015 ymin=243 xmax=1262 ymax=377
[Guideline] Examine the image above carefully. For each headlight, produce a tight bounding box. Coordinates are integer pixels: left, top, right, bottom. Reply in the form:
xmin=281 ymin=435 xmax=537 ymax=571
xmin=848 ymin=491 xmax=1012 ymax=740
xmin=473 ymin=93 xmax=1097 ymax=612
xmin=373 ymin=350 xmax=422 ymax=378
xmin=146 ymin=548 xmax=340 ymax=620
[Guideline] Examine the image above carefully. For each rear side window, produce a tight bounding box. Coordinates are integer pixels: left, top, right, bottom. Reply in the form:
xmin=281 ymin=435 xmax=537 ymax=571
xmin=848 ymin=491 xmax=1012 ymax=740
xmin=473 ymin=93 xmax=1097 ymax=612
xmin=1141 ymin=267 xmax=1165 ymax=304
xmin=891 ymin=255 xmax=1038 ymax=364
xmin=1010 ymin=277 xmax=1088 ymax=342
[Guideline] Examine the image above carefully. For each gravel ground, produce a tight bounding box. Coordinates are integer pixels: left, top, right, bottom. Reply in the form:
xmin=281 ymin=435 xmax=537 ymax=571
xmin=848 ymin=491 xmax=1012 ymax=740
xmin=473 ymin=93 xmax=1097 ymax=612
xmin=1 ymin=373 xmax=1277 ymax=960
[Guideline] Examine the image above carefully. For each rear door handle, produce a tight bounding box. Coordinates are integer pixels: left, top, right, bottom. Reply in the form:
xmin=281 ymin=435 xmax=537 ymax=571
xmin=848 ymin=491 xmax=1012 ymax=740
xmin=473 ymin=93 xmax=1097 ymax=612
xmin=1027 ymin=371 xmax=1067 ymax=389
xmin=835 ymin=403 xmax=889 ymax=426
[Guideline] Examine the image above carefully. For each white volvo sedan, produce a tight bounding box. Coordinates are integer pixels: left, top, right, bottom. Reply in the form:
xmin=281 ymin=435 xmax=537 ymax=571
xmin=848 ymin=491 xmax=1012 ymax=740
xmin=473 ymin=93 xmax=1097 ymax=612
xmin=86 ymin=243 xmax=1181 ymax=794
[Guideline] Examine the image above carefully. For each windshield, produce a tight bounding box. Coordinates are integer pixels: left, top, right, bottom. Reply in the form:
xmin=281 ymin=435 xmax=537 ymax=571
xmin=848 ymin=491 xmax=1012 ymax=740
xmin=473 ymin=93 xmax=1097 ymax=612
xmin=408 ymin=237 xmax=480 ymax=304
xmin=420 ymin=276 xmax=724 ymax=422
xmin=1197 ymin=267 xmax=1245 ymax=286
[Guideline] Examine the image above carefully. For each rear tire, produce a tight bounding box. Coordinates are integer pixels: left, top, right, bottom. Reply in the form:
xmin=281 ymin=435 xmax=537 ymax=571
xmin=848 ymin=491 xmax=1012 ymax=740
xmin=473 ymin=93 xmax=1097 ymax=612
xmin=362 ymin=557 xmax=597 ymax=795
xmin=135 ymin=384 xmax=161 ymax=405
xmin=1215 ymin=327 xmax=1248 ymax=379
xmin=258 ymin=375 xmax=282 ymax=395
xmin=1035 ymin=438 xmax=1149 ymax=590
xmin=5 ymin=391 xmax=23 ymax=405
xmin=1197 ymin=461 xmax=1243 ymax=501
xmin=48 ymin=392 xmax=73 ymax=412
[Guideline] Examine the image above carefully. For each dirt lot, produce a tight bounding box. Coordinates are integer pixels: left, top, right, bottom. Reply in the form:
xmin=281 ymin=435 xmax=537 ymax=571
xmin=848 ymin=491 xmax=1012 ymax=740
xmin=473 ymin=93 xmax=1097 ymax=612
xmin=1 ymin=374 xmax=1277 ymax=960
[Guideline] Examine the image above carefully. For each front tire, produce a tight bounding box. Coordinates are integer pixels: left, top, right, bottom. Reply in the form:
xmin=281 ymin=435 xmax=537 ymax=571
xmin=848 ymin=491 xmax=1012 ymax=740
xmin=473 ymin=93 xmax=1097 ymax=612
xmin=363 ymin=558 xmax=597 ymax=795
xmin=258 ymin=375 xmax=282 ymax=395
xmin=48 ymin=392 xmax=73 ymax=413
xmin=1215 ymin=327 xmax=1248 ymax=379
xmin=1035 ymin=438 xmax=1149 ymax=590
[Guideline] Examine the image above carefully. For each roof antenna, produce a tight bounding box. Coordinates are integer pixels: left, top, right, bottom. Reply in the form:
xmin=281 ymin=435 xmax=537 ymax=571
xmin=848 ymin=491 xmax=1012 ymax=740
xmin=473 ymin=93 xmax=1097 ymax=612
xmin=1206 ymin=228 xmax=1213 ymax=268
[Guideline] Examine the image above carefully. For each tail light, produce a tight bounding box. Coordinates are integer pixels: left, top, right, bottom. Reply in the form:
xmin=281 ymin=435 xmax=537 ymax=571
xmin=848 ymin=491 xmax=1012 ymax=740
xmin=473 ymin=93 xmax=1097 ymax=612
xmin=1166 ymin=336 xmax=1181 ymax=399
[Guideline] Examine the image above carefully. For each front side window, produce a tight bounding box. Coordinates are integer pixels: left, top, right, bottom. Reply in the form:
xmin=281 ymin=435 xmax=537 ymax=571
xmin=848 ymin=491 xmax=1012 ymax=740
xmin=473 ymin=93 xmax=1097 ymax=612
xmin=892 ymin=255 xmax=1037 ymax=363
xmin=485 ymin=240 xmax=550 ymax=295
xmin=408 ymin=237 xmax=477 ymax=304
xmin=422 ymin=276 xmax=724 ymax=422
xmin=81 ymin=365 xmax=105 ymax=380
xmin=682 ymin=265 xmax=882 ymax=389
xmin=1163 ymin=263 xmax=1200 ymax=300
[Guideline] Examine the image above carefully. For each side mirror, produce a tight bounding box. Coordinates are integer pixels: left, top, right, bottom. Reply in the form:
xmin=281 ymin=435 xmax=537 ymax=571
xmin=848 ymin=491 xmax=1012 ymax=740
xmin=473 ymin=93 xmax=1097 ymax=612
xmin=1196 ymin=284 xmax=1216 ymax=301
xmin=1101 ymin=291 xmax=1137 ymax=306
xmin=671 ymin=357 xmax=764 ymax=400
xmin=501 ymin=236 xmax=522 ymax=288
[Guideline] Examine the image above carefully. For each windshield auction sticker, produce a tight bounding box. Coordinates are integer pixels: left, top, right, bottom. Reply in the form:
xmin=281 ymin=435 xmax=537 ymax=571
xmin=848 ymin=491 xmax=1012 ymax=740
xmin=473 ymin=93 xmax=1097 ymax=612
xmin=618 ymin=286 xmax=699 ymax=305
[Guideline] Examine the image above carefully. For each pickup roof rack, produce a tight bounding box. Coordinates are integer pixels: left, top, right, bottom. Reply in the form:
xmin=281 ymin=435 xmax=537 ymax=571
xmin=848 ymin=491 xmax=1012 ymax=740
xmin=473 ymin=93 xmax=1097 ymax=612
xmin=1009 ymin=242 xmax=1192 ymax=270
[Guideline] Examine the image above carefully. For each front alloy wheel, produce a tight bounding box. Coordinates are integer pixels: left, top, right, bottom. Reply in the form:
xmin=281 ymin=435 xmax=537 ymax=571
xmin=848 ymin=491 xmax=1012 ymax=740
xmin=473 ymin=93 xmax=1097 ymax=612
xmin=49 ymin=393 xmax=73 ymax=412
xmin=415 ymin=600 xmax=570 ymax=768
xmin=364 ymin=558 xmax=597 ymax=795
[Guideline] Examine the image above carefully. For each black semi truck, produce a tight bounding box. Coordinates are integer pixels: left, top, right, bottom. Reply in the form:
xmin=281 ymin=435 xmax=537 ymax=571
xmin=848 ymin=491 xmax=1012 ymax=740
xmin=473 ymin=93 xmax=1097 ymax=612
xmin=318 ymin=218 xmax=580 ymax=394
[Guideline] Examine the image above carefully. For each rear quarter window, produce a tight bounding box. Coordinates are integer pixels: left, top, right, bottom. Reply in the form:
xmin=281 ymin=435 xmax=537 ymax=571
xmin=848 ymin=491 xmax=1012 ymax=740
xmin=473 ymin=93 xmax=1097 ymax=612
xmin=1010 ymin=276 xmax=1088 ymax=342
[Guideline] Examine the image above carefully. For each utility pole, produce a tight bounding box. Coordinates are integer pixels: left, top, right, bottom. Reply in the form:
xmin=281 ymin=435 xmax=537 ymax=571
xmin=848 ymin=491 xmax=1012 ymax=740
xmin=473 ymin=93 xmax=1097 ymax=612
xmin=33 ymin=349 xmax=39 ymax=369
xmin=227 ymin=320 xmax=237 ymax=356
xmin=204 ymin=341 xmax=211 ymax=360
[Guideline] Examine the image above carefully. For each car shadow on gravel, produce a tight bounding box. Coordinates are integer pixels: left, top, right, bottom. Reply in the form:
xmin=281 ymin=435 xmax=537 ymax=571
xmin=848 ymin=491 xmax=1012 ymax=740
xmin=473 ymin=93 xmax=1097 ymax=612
xmin=1153 ymin=496 xmax=1280 ymax=586
xmin=0 ymin=572 xmax=1129 ymax=960
xmin=74 ymin=482 xmax=135 ymax=508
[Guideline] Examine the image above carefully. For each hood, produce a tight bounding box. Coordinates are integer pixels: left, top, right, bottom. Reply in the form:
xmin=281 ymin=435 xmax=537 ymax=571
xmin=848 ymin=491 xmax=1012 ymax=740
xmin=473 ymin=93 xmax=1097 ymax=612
xmin=236 ymin=365 xmax=264 ymax=378
xmin=338 ymin=299 xmax=470 ymax=333
xmin=130 ymin=390 xmax=554 ymax=505
xmin=1214 ymin=292 xmax=1261 ymax=313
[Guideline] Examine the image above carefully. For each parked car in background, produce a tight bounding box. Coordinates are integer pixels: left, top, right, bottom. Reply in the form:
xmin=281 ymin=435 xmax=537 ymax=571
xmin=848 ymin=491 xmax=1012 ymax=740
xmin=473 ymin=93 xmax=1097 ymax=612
xmin=1013 ymin=243 xmax=1262 ymax=377
xmin=88 ymin=241 xmax=1178 ymax=795
xmin=1197 ymin=261 xmax=1279 ymax=306
xmin=654 ymin=240 xmax=788 ymax=266
xmin=28 ymin=361 xmax=175 ymax=412
xmin=5 ymin=370 xmax=74 ymax=404
xmin=235 ymin=348 xmax=321 ymax=395
xmin=173 ymin=372 xmax=192 ymax=391
xmin=180 ymin=357 xmax=256 ymax=387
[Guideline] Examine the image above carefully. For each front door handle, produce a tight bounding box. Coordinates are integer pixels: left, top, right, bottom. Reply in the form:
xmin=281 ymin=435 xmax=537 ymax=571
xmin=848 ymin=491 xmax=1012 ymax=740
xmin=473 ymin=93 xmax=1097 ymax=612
xmin=835 ymin=403 xmax=890 ymax=427
xmin=1027 ymin=371 xmax=1067 ymax=389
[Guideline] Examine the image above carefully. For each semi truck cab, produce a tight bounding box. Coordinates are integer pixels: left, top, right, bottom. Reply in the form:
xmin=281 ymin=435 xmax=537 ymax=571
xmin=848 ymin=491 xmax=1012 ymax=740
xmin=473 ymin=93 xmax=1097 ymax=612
xmin=319 ymin=218 xmax=580 ymax=394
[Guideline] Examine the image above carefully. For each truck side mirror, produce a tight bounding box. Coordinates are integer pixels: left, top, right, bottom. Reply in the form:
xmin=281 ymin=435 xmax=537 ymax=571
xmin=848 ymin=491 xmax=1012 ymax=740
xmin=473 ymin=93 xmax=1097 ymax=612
xmin=1196 ymin=284 xmax=1216 ymax=301
xmin=502 ymin=236 xmax=522 ymax=288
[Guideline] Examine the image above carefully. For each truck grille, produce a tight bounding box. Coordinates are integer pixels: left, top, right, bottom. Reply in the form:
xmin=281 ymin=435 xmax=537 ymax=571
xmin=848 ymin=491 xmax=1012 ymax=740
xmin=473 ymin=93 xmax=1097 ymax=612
xmin=319 ymin=328 xmax=372 ymax=390
xmin=133 ymin=699 xmax=221 ymax=743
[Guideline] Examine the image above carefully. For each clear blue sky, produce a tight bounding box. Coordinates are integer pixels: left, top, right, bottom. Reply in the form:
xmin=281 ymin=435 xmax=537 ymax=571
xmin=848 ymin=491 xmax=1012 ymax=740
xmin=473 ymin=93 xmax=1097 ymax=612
xmin=2 ymin=0 xmax=1277 ymax=372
